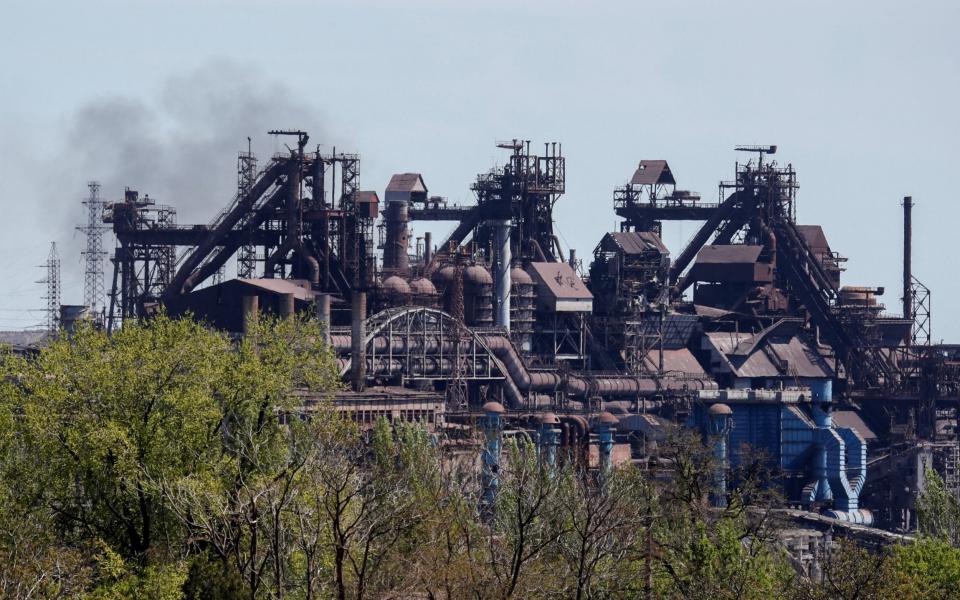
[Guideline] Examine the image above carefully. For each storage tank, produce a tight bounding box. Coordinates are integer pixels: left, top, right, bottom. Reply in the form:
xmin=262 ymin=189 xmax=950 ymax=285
xmin=409 ymin=277 xmax=438 ymax=308
xmin=464 ymin=265 xmax=494 ymax=326
xmin=381 ymin=275 xmax=411 ymax=308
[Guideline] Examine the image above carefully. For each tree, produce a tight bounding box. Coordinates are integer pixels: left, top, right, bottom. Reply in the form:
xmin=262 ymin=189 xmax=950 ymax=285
xmin=7 ymin=316 xmax=231 ymax=564
xmin=916 ymin=467 xmax=960 ymax=546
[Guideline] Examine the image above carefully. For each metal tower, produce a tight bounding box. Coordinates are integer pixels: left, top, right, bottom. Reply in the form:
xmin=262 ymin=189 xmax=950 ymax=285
xmin=78 ymin=181 xmax=108 ymax=315
xmin=236 ymin=139 xmax=259 ymax=279
xmin=39 ymin=242 xmax=61 ymax=332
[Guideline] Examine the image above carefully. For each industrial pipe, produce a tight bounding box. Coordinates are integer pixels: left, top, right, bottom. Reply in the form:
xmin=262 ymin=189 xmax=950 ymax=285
xmin=493 ymin=219 xmax=511 ymax=332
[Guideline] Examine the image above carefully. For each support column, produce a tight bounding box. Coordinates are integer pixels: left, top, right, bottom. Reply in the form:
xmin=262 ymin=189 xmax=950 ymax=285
xmin=279 ymin=293 xmax=296 ymax=321
xmin=351 ymin=292 xmax=367 ymax=392
xmin=316 ymin=293 xmax=331 ymax=346
xmin=242 ymin=295 xmax=259 ymax=336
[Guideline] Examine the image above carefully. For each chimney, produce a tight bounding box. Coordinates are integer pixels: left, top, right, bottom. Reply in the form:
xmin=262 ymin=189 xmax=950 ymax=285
xmin=903 ymin=196 xmax=913 ymax=336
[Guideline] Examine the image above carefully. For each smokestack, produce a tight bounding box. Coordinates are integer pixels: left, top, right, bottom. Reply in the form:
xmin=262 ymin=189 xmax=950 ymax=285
xmin=242 ymin=294 xmax=259 ymax=335
xmin=424 ymin=231 xmax=432 ymax=266
xmin=493 ymin=219 xmax=511 ymax=332
xmin=903 ymin=196 xmax=913 ymax=334
xmin=351 ymin=292 xmax=367 ymax=392
xmin=315 ymin=293 xmax=331 ymax=346
xmin=568 ymin=248 xmax=577 ymax=270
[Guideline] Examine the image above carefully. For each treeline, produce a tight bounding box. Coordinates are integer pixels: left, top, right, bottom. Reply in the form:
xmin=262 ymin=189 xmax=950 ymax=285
xmin=0 ymin=315 xmax=958 ymax=599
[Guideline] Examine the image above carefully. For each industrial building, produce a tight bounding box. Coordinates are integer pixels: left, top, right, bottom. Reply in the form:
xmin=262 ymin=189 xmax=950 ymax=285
xmin=41 ymin=133 xmax=960 ymax=534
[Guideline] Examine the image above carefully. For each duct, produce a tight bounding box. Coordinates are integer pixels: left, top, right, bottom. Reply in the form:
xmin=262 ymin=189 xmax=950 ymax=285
xmin=493 ymin=219 xmax=511 ymax=331
xmin=527 ymin=238 xmax=548 ymax=262
xmin=424 ymin=207 xmax=481 ymax=274
xmin=423 ymin=231 xmax=432 ymax=266
xmin=263 ymin=238 xmax=320 ymax=287
xmin=823 ymin=509 xmax=874 ymax=526
xmin=166 ymin=159 xmax=286 ymax=300
xmin=180 ymin=182 xmax=289 ymax=295
xmin=669 ymin=190 xmax=742 ymax=285
xmin=483 ymin=335 xmax=562 ymax=391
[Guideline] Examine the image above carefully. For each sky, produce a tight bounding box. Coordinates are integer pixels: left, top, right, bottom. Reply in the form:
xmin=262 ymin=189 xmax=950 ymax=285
xmin=1 ymin=0 xmax=958 ymax=337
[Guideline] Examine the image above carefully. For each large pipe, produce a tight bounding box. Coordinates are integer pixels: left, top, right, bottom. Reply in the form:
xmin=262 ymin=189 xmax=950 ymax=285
xmin=316 ymin=293 xmax=331 ymax=346
xmin=351 ymin=292 xmax=366 ymax=392
xmin=383 ymin=198 xmax=410 ymax=275
xmin=903 ymin=196 xmax=913 ymax=331
xmin=423 ymin=231 xmax=432 ymax=266
xmin=493 ymin=219 xmax=511 ymax=331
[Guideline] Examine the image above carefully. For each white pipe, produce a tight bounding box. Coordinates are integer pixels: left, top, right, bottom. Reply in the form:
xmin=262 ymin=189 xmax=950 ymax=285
xmin=493 ymin=219 xmax=511 ymax=332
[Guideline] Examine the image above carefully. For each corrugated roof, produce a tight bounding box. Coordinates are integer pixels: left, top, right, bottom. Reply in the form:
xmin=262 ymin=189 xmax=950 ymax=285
xmin=704 ymin=331 xmax=832 ymax=379
xmin=605 ymin=231 xmax=668 ymax=255
xmin=355 ymin=190 xmax=380 ymax=204
xmin=527 ymin=262 xmax=593 ymax=301
xmin=385 ymin=173 xmax=427 ymax=194
xmin=642 ymin=348 xmax=707 ymax=377
xmin=832 ymin=410 xmax=878 ymax=441
xmin=630 ymin=160 xmax=676 ymax=186
xmin=238 ymin=278 xmax=315 ymax=301
xmin=694 ymin=244 xmax=763 ymax=264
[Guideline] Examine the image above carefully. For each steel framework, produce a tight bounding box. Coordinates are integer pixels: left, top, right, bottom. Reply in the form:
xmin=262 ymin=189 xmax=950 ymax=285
xmin=78 ymin=181 xmax=108 ymax=316
xmin=39 ymin=242 xmax=60 ymax=332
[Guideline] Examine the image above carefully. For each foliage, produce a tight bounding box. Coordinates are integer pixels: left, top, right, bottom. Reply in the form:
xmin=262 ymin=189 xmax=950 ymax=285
xmin=0 ymin=314 xmax=957 ymax=598
xmin=916 ymin=467 xmax=960 ymax=546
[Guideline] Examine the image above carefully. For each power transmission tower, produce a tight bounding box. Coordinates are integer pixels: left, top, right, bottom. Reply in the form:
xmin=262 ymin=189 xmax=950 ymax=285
xmin=78 ymin=181 xmax=108 ymax=316
xmin=38 ymin=242 xmax=61 ymax=332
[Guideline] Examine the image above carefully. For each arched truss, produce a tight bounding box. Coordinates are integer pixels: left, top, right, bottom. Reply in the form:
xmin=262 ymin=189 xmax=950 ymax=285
xmin=339 ymin=307 xmax=507 ymax=382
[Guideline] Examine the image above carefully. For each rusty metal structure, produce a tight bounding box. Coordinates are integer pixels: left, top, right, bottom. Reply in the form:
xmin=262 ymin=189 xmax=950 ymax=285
xmin=94 ymin=133 xmax=960 ymax=533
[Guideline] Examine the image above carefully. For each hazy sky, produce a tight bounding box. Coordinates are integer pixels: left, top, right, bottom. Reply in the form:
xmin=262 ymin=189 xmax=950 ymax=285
xmin=2 ymin=0 xmax=958 ymax=337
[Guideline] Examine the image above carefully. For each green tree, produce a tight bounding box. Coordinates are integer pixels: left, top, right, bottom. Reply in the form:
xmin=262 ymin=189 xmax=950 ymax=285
xmin=9 ymin=316 xmax=231 ymax=564
xmin=916 ymin=467 xmax=960 ymax=546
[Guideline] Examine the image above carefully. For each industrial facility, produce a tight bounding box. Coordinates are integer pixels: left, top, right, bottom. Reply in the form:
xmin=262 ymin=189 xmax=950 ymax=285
xmin=25 ymin=132 xmax=960 ymax=536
